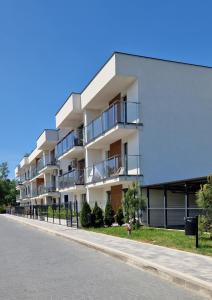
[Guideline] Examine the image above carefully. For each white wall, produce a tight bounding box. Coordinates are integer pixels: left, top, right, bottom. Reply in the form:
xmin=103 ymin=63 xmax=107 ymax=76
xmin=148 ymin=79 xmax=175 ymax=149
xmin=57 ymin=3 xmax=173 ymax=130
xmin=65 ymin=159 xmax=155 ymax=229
xmin=116 ymin=53 xmax=212 ymax=185
xmin=87 ymin=187 xmax=107 ymax=209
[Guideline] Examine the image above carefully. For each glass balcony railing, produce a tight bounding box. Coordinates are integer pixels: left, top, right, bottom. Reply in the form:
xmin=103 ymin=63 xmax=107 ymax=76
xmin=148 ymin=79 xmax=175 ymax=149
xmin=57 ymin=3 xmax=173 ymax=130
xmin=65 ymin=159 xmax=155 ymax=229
xmin=29 ymin=159 xmax=57 ymax=179
xmin=30 ymin=167 xmax=38 ymax=179
xmin=84 ymin=100 xmax=140 ymax=144
xmin=58 ymin=169 xmax=85 ymax=189
xmin=31 ymin=190 xmax=38 ymax=197
xmin=20 ymin=175 xmax=30 ymax=183
xmin=37 ymin=158 xmax=57 ymax=172
xmin=37 ymin=159 xmax=44 ymax=172
xmin=37 ymin=185 xmax=57 ymax=196
xmin=19 ymin=193 xmax=31 ymax=200
xmin=56 ymin=128 xmax=83 ymax=158
xmin=86 ymin=155 xmax=141 ymax=184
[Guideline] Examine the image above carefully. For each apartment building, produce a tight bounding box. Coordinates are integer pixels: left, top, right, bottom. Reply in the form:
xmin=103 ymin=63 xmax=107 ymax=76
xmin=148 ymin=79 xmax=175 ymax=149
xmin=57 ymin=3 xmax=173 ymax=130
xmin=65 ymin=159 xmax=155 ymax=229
xmin=15 ymin=52 xmax=212 ymax=228
xmin=16 ymin=129 xmax=60 ymax=205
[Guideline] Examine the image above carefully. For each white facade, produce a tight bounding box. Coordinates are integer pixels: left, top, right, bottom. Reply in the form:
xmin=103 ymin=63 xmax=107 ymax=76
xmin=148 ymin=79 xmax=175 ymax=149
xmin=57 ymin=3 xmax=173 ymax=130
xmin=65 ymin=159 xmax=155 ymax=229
xmin=15 ymin=52 xmax=212 ymax=227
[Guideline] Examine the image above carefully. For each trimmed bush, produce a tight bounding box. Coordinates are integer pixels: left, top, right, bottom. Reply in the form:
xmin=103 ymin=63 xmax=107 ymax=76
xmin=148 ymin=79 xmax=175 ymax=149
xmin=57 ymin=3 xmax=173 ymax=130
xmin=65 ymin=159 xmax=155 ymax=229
xmin=104 ymin=200 xmax=114 ymax=226
xmin=115 ymin=207 xmax=124 ymax=226
xmin=92 ymin=202 xmax=104 ymax=227
xmin=80 ymin=201 xmax=92 ymax=228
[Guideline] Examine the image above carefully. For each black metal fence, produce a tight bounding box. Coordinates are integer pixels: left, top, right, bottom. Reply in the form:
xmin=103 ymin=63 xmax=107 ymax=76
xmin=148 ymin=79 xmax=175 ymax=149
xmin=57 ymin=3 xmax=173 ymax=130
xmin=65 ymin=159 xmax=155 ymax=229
xmin=9 ymin=201 xmax=79 ymax=228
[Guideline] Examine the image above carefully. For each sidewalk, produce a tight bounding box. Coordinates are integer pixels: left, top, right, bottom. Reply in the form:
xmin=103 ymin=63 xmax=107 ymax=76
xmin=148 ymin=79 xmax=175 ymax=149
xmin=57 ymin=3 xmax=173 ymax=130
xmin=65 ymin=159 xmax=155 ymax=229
xmin=2 ymin=214 xmax=212 ymax=298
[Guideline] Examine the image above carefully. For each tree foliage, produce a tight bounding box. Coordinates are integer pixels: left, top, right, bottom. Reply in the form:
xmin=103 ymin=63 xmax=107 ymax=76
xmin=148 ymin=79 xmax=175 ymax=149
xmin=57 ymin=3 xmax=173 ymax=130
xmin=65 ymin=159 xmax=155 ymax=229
xmin=123 ymin=182 xmax=146 ymax=224
xmin=196 ymin=175 xmax=212 ymax=239
xmin=115 ymin=207 xmax=125 ymax=226
xmin=104 ymin=199 xmax=114 ymax=226
xmin=0 ymin=162 xmax=9 ymax=180
xmin=80 ymin=201 xmax=92 ymax=228
xmin=92 ymin=202 xmax=104 ymax=227
xmin=0 ymin=162 xmax=17 ymax=207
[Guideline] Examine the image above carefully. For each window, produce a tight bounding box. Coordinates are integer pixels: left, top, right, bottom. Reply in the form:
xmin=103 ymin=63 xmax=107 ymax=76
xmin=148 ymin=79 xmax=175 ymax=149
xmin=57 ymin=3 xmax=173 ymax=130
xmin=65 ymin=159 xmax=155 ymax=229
xmin=106 ymin=191 xmax=111 ymax=202
xmin=81 ymin=194 xmax=86 ymax=203
xmin=64 ymin=195 xmax=68 ymax=203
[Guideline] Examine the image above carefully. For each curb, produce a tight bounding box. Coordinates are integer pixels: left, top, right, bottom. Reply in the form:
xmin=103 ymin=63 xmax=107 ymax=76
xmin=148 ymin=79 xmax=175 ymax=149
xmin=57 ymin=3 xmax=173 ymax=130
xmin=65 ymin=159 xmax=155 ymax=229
xmin=3 ymin=215 xmax=212 ymax=299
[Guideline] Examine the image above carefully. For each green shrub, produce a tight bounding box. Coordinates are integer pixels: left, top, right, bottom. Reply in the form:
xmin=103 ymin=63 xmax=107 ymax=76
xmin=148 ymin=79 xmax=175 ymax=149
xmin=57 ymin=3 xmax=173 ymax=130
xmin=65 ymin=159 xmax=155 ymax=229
xmin=196 ymin=175 xmax=212 ymax=239
xmin=80 ymin=201 xmax=92 ymax=228
xmin=92 ymin=202 xmax=104 ymax=227
xmin=104 ymin=200 xmax=114 ymax=226
xmin=115 ymin=207 xmax=124 ymax=226
xmin=0 ymin=206 xmax=6 ymax=214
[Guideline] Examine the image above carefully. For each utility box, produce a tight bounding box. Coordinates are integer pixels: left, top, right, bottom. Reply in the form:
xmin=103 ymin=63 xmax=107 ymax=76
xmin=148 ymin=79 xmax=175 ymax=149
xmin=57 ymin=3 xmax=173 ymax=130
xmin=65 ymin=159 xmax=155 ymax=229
xmin=185 ymin=217 xmax=198 ymax=236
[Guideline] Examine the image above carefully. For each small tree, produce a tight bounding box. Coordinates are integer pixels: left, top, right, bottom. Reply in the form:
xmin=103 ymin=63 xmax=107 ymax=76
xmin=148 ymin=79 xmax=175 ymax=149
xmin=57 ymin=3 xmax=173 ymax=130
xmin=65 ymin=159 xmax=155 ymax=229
xmin=92 ymin=202 xmax=104 ymax=227
xmin=196 ymin=175 xmax=212 ymax=239
xmin=123 ymin=182 xmax=146 ymax=225
xmin=116 ymin=207 xmax=124 ymax=226
xmin=0 ymin=162 xmax=9 ymax=180
xmin=80 ymin=201 xmax=92 ymax=228
xmin=104 ymin=199 xmax=114 ymax=226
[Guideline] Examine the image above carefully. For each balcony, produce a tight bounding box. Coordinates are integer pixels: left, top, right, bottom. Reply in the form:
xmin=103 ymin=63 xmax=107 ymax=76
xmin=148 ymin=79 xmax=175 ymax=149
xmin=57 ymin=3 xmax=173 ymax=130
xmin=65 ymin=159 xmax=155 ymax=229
xmin=56 ymin=129 xmax=84 ymax=160
xmin=86 ymin=154 xmax=141 ymax=186
xmin=37 ymin=185 xmax=57 ymax=196
xmin=20 ymin=156 xmax=29 ymax=168
xmin=84 ymin=100 xmax=141 ymax=148
xmin=15 ymin=166 xmax=20 ymax=178
xmin=18 ymin=194 xmax=31 ymax=202
xmin=20 ymin=174 xmax=30 ymax=183
xmin=56 ymin=93 xmax=82 ymax=129
xmin=37 ymin=129 xmax=58 ymax=150
xmin=37 ymin=158 xmax=58 ymax=173
xmin=58 ymin=169 xmax=85 ymax=190
xmin=30 ymin=167 xmax=39 ymax=180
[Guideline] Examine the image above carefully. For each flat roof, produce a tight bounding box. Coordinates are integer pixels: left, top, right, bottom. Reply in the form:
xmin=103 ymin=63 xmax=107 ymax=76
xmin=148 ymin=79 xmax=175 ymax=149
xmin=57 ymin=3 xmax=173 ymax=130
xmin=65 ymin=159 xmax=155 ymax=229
xmin=143 ymin=176 xmax=207 ymax=191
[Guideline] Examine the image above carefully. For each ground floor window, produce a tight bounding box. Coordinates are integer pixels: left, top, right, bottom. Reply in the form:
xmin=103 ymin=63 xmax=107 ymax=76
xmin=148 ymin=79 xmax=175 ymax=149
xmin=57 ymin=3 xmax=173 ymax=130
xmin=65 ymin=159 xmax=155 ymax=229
xmin=64 ymin=195 xmax=68 ymax=203
xmin=81 ymin=194 xmax=86 ymax=203
xmin=106 ymin=191 xmax=111 ymax=202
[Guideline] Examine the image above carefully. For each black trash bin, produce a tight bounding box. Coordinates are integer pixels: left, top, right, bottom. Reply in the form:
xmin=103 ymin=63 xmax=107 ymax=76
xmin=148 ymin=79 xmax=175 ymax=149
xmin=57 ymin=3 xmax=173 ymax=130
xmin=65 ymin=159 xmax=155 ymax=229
xmin=185 ymin=217 xmax=198 ymax=236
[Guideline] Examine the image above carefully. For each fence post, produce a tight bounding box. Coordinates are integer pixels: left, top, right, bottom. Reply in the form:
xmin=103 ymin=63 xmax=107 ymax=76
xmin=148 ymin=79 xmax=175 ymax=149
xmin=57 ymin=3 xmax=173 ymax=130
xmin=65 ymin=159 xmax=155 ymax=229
xmin=76 ymin=200 xmax=79 ymax=228
xmin=59 ymin=201 xmax=61 ymax=225
xmin=70 ymin=201 xmax=73 ymax=227
xmin=65 ymin=202 xmax=68 ymax=226
xmin=47 ymin=205 xmax=48 ymax=222
xmin=53 ymin=205 xmax=55 ymax=223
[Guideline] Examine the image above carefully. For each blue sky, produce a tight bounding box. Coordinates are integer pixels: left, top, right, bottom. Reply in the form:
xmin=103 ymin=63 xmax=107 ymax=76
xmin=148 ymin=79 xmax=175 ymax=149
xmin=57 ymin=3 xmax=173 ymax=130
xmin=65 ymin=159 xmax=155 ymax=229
xmin=0 ymin=0 xmax=212 ymax=178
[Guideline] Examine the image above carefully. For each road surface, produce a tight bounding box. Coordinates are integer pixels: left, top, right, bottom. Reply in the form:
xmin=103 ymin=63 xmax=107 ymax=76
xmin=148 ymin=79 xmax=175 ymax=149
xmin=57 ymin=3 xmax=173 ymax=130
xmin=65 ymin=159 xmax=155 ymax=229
xmin=0 ymin=217 xmax=206 ymax=300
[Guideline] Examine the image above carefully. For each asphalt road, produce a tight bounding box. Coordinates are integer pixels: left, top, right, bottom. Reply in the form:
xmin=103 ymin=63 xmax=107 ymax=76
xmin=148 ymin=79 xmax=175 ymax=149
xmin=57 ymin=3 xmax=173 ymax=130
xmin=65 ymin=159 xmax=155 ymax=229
xmin=0 ymin=217 xmax=207 ymax=300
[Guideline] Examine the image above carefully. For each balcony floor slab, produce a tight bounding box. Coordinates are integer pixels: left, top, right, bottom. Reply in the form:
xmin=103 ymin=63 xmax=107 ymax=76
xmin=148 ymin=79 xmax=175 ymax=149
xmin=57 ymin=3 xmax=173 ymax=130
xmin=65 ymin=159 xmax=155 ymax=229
xmin=85 ymin=124 xmax=139 ymax=150
xmin=86 ymin=175 xmax=142 ymax=189
xmin=38 ymin=165 xmax=59 ymax=175
xmin=57 ymin=185 xmax=86 ymax=193
xmin=57 ymin=146 xmax=84 ymax=161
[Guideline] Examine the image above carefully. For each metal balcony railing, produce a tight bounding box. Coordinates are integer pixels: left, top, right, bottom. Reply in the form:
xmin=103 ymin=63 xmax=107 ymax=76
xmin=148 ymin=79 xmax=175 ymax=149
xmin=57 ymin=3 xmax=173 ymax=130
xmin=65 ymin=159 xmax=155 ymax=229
xmin=86 ymin=154 xmax=141 ymax=184
xmin=58 ymin=169 xmax=85 ymax=189
xmin=84 ymin=100 xmax=140 ymax=144
xmin=56 ymin=128 xmax=83 ymax=158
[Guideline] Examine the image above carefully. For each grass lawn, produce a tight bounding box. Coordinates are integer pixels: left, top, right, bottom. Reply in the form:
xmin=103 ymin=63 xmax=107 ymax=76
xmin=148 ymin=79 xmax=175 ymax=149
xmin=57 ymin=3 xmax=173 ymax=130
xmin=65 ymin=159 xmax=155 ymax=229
xmin=86 ymin=226 xmax=212 ymax=256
